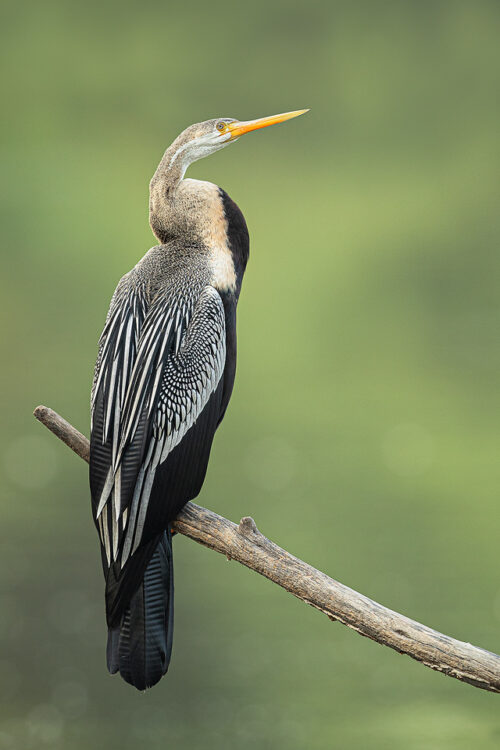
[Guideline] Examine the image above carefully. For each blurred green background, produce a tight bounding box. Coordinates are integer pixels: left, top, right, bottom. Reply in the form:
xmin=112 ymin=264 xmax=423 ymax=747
xmin=1 ymin=0 xmax=499 ymax=747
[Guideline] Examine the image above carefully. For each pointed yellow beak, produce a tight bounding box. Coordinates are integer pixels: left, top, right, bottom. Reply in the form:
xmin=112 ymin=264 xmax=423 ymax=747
xmin=226 ymin=109 xmax=309 ymax=140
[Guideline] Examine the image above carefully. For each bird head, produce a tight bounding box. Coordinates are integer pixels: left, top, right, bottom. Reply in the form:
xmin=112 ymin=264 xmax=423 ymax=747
xmin=168 ymin=110 xmax=309 ymax=176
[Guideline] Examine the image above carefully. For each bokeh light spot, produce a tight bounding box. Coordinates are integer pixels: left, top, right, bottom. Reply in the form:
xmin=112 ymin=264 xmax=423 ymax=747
xmin=26 ymin=704 xmax=63 ymax=744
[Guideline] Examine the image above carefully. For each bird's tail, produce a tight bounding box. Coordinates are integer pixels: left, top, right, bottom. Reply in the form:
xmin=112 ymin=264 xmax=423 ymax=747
xmin=106 ymin=528 xmax=174 ymax=690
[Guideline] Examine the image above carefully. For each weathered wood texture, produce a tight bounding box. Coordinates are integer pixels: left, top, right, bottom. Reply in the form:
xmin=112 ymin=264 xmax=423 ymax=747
xmin=33 ymin=404 xmax=500 ymax=693
xmin=34 ymin=405 xmax=90 ymax=463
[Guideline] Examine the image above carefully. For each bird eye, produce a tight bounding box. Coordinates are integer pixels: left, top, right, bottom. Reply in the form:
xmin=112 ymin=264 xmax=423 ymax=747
xmin=216 ymin=122 xmax=226 ymax=132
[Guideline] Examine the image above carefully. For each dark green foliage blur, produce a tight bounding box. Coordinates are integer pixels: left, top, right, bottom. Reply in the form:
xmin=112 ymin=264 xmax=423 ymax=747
xmin=1 ymin=0 xmax=499 ymax=747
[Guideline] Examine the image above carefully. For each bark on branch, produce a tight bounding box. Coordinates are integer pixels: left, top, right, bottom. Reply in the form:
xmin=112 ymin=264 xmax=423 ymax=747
xmin=33 ymin=404 xmax=500 ymax=694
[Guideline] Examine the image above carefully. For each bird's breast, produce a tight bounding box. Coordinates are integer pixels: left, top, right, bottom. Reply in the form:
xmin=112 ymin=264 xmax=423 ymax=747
xmin=208 ymin=245 xmax=237 ymax=294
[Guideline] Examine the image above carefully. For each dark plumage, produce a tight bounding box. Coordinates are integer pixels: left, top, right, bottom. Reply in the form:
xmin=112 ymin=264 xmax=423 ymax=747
xmin=89 ymin=110 xmax=306 ymax=690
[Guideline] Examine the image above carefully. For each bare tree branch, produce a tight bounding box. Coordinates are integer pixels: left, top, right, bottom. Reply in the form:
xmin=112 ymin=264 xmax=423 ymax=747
xmin=33 ymin=404 xmax=500 ymax=694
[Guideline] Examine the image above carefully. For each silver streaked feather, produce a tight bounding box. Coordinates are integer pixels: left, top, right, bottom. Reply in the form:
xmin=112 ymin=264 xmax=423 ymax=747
xmin=93 ymin=279 xmax=226 ymax=568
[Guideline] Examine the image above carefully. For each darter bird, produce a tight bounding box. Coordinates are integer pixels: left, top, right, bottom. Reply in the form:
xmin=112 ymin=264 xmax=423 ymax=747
xmin=90 ymin=109 xmax=308 ymax=690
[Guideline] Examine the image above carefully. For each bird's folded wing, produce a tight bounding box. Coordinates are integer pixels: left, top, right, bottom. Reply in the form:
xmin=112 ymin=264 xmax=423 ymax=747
xmin=90 ymin=279 xmax=147 ymax=513
xmin=93 ymin=285 xmax=226 ymax=569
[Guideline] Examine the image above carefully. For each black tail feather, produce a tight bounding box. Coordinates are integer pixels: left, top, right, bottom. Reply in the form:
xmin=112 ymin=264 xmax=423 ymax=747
xmin=106 ymin=529 xmax=174 ymax=690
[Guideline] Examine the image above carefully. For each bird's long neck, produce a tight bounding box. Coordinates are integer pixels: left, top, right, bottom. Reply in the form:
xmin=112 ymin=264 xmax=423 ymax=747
xmin=148 ymin=143 xmax=249 ymax=298
xmin=148 ymin=142 xmax=188 ymax=242
xmin=149 ymin=137 xmax=227 ymax=247
xmin=150 ymin=142 xmax=186 ymax=198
